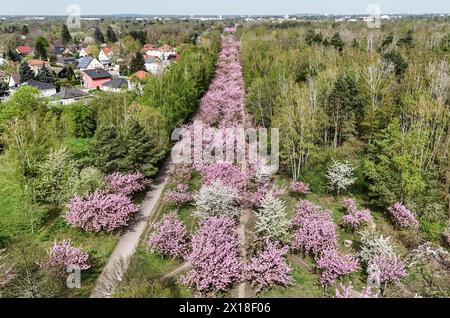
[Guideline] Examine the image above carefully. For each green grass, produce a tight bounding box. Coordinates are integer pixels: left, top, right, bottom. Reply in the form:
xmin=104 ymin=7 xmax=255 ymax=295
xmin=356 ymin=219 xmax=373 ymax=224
xmin=0 ymin=153 xmax=121 ymax=297
xmin=261 ymin=256 xmax=325 ymax=298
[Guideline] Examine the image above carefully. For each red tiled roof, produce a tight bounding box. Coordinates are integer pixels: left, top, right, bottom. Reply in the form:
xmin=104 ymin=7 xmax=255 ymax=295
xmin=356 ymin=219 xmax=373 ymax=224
xmin=101 ymin=47 xmax=112 ymax=55
xmin=158 ymin=44 xmax=174 ymax=52
xmin=142 ymin=44 xmax=158 ymax=51
xmin=130 ymin=70 xmax=150 ymax=80
xmin=16 ymin=45 xmax=33 ymax=54
xmin=29 ymin=59 xmax=49 ymax=66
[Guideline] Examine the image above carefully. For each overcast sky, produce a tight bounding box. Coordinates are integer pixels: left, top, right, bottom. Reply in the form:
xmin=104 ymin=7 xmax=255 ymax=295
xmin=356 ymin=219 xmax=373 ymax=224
xmin=1 ymin=0 xmax=449 ymax=16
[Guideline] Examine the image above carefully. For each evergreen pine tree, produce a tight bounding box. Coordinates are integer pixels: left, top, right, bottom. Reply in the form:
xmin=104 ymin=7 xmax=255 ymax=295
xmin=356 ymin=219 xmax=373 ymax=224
xmin=34 ymin=36 xmax=49 ymax=60
xmin=0 ymin=81 xmax=9 ymax=97
xmin=129 ymin=52 xmax=145 ymax=74
xmin=19 ymin=61 xmax=35 ymax=83
xmin=94 ymin=28 xmax=105 ymax=43
xmin=106 ymin=26 xmax=117 ymax=43
xmin=35 ymin=66 xmax=54 ymax=83
xmin=61 ymin=24 xmax=72 ymax=45
xmin=21 ymin=25 xmax=29 ymax=35
xmin=7 ymin=49 xmax=22 ymax=62
xmin=330 ymin=32 xmax=344 ymax=52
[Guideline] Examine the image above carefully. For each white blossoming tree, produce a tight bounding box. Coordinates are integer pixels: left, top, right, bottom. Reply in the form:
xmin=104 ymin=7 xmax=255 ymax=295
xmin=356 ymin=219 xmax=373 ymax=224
xmin=326 ymin=159 xmax=356 ymax=195
xmin=255 ymin=193 xmax=289 ymax=240
xmin=193 ymin=180 xmax=240 ymax=219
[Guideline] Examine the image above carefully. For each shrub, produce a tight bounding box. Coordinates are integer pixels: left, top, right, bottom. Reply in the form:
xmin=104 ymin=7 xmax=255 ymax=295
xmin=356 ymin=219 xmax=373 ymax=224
xmin=387 ymin=203 xmax=419 ymax=228
xmin=105 ymin=172 xmax=148 ymax=196
xmin=148 ymin=212 xmax=190 ymax=259
xmin=341 ymin=198 xmax=373 ymax=231
xmin=193 ymin=180 xmax=240 ymax=219
xmin=244 ymin=241 xmax=293 ymax=293
xmin=316 ymin=249 xmax=359 ymax=287
xmin=182 ymin=216 xmax=242 ymax=297
xmin=291 ymin=201 xmax=338 ymax=256
xmin=164 ymin=184 xmax=193 ymax=206
xmin=289 ymin=181 xmax=310 ymax=194
xmin=255 ymin=193 xmax=289 ymax=240
xmin=40 ymin=240 xmax=90 ymax=277
xmin=66 ymin=191 xmax=139 ymax=232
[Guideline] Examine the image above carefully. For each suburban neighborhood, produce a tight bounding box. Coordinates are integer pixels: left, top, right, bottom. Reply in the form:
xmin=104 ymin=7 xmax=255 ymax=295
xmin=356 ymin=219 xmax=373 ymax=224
xmin=0 ymin=25 xmax=180 ymax=103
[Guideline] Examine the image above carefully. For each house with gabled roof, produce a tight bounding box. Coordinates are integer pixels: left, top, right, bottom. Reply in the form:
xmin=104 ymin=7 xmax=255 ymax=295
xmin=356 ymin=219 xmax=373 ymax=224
xmin=79 ymin=47 xmax=92 ymax=57
xmin=8 ymin=74 xmax=20 ymax=89
xmin=82 ymin=68 xmax=112 ymax=89
xmin=129 ymin=70 xmax=150 ymax=81
xmin=16 ymin=45 xmax=33 ymax=55
xmin=101 ymin=78 xmax=130 ymax=93
xmin=77 ymin=56 xmax=103 ymax=71
xmin=145 ymin=56 xmax=164 ymax=75
xmin=52 ymin=87 xmax=90 ymax=105
xmin=28 ymin=59 xmax=50 ymax=74
xmin=13 ymin=79 xmax=57 ymax=97
xmin=98 ymin=48 xmax=113 ymax=66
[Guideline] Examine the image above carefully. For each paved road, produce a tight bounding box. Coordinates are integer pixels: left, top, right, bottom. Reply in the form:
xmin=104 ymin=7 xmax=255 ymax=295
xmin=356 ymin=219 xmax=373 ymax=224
xmin=90 ymin=158 xmax=172 ymax=298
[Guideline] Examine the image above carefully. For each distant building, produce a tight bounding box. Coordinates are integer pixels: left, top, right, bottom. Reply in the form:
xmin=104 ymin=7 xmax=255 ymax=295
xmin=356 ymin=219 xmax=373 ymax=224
xmin=129 ymin=70 xmax=150 ymax=81
xmin=79 ymin=47 xmax=92 ymax=57
xmin=77 ymin=56 xmax=103 ymax=71
xmin=145 ymin=56 xmax=164 ymax=75
xmin=28 ymin=59 xmax=50 ymax=74
xmin=8 ymin=74 xmax=20 ymax=89
xmin=101 ymin=78 xmax=130 ymax=93
xmin=98 ymin=48 xmax=113 ymax=66
xmin=16 ymin=45 xmax=33 ymax=55
xmin=52 ymin=87 xmax=89 ymax=105
xmin=15 ymin=80 xmax=57 ymax=97
xmin=82 ymin=68 xmax=112 ymax=89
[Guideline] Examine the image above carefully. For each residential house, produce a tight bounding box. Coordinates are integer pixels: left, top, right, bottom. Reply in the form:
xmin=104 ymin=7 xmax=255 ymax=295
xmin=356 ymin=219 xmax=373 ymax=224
xmin=145 ymin=56 xmax=164 ymax=75
xmin=101 ymin=78 xmax=130 ymax=93
xmin=0 ymin=57 xmax=6 ymax=66
xmin=16 ymin=79 xmax=57 ymax=97
xmin=129 ymin=70 xmax=150 ymax=94
xmin=143 ymin=44 xmax=176 ymax=60
xmin=52 ymin=87 xmax=89 ymax=105
xmin=56 ymin=56 xmax=79 ymax=68
xmin=79 ymin=47 xmax=92 ymax=57
xmin=129 ymin=70 xmax=150 ymax=81
xmin=82 ymin=68 xmax=112 ymax=89
xmin=28 ymin=59 xmax=50 ymax=74
xmin=8 ymin=74 xmax=20 ymax=89
xmin=158 ymin=44 xmax=176 ymax=60
xmin=54 ymin=45 xmax=66 ymax=57
xmin=143 ymin=44 xmax=159 ymax=56
xmin=16 ymin=45 xmax=33 ymax=55
xmin=77 ymin=56 xmax=103 ymax=71
xmin=98 ymin=48 xmax=113 ymax=66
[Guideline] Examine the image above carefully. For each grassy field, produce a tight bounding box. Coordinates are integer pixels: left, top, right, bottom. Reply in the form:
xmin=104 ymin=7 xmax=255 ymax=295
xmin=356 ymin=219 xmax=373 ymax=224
xmin=0 ymin=153 xmax=121 ymax=297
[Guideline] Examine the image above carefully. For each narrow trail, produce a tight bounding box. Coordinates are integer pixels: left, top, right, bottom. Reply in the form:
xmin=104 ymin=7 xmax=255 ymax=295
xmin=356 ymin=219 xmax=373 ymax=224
xmin=237 ymin=210 xmax=252 ymax=298
xmin=162 ymin=262 xmax=191 ymax=280
xmin=90 ymin=158 xmax=173 ymax=298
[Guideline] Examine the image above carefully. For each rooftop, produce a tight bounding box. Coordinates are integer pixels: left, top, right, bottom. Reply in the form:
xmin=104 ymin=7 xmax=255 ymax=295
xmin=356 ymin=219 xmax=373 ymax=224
xmin=83 ymin=68 xmax=112 ymax=79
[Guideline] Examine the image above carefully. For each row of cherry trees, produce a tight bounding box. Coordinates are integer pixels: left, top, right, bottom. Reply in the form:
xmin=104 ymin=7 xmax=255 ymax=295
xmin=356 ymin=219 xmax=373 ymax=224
xmin=145 ymin=28 xmax=416 ymax=298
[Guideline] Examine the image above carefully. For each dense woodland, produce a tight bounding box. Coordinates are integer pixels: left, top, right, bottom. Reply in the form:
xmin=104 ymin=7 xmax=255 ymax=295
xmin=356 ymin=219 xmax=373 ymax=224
xmin=1 ymin=17 xmax=450 ymax=298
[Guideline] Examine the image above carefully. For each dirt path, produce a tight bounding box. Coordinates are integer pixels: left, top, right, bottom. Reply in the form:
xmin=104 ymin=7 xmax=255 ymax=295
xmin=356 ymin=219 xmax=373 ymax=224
xmin=237 ymin=210 xmax=252 ymax=298
xmin=90 ymin=158 xmax=173 ymax=298
xmin=162 ymin=262 xmax=191 ymax=280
